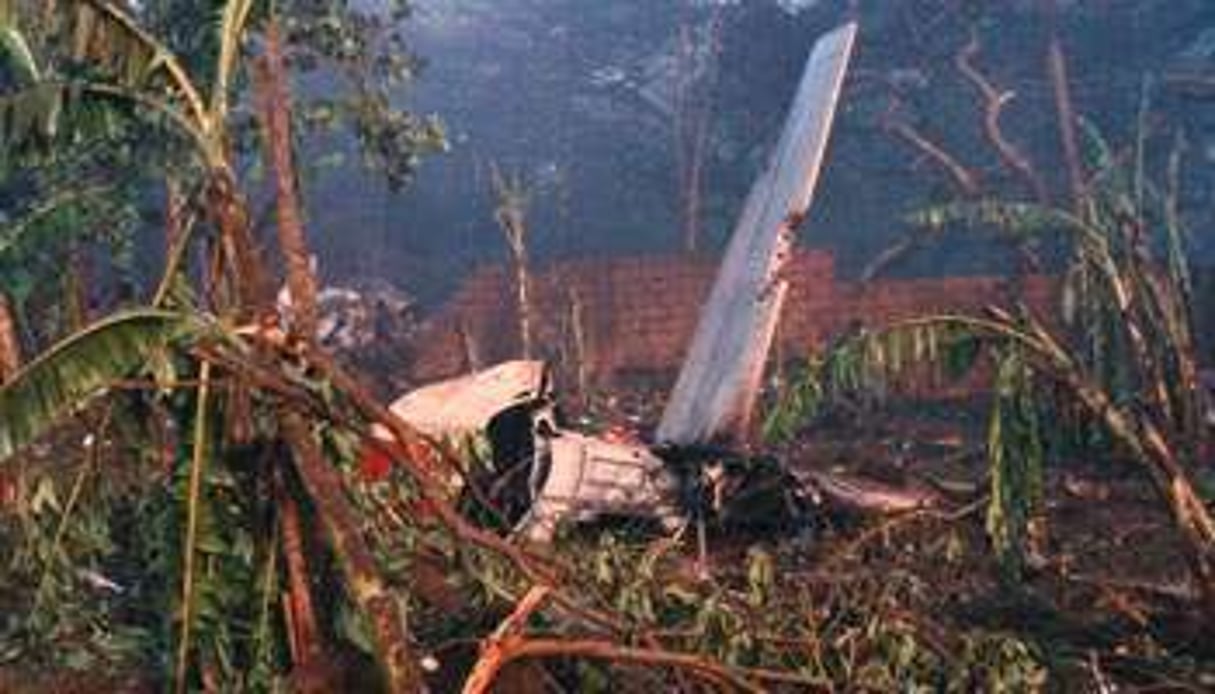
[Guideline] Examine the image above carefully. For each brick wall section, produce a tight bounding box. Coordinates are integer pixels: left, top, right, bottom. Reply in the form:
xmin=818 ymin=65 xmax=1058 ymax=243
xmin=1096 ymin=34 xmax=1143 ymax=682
xmin=410 ymin=249 xmax=1057 ymax=385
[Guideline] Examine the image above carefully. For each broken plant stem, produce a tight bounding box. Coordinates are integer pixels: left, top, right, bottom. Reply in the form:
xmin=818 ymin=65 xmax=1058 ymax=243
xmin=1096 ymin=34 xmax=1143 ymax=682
xmin=462 ymin=585 xmax=553 ymax=694
xmin=279 ymin=411 xmax=427 ymax=692
xmin=175 ymin=359 xmax=212 ymax=694
xmin=465 ymin=637 xmax=765 ymax=693
xmin=256 ymin=20 xmax=319 ymax=339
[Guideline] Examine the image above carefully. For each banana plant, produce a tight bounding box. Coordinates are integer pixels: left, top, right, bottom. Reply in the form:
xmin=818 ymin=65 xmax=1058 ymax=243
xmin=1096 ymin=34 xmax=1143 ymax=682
xmin=0 ymin=0 xmax=267 ymax=315
xmin=0 ymin=308 xmax=199 ymax=460
xmin=769 ymin=156 xmax=1215 ymax=615
xmin=0 ymin=3 xmax=429 ymax=690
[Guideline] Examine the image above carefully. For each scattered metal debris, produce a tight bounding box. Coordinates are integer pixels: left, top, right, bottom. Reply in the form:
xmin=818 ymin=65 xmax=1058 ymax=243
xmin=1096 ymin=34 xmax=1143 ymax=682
xmin=794 ymin=468 xmax=942 ymax=515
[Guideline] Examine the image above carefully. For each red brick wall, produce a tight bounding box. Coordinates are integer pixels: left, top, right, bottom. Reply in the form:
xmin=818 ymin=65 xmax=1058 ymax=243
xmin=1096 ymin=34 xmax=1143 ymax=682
xmin=410 ymin=250 xmax=1057 ymax=386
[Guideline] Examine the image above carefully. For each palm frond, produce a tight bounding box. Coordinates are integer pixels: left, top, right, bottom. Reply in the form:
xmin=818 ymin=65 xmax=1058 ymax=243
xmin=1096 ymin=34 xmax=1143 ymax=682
xmin=907 ymin=198 xmax=1094 ymax=246
xmin=210 ymin=0 xmax=255 ymax=121
xmin=0 ymin=78 xmax=210 ymax=162
xmin=0 ymin=309 xmax=200 ymax=461
xmin=68 ymin=0 xmax=207 ymax=128
xmin=765 ymin=316 xmax=993 ymax=441
xmin=0 ymin=21 xmax=40 ymax=84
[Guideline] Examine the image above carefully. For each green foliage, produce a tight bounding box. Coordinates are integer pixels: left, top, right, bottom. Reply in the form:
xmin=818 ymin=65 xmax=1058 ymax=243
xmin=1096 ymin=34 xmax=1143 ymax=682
xmin=951 ymin=632 xmax=1047 ymax=693
xmin=0 ymin=466 xmax=146 ymax=670
xmin=0 ymin=310 xmax=198 ymax=462
xmin=166 ymin=379 xmax=282 ymax=690
xmin=0 ymin=1 xmax=449 ymax=688
xmin=283 ymin=0 xmax=446 ymax=190
xmin=0 ymin=5 xmax=183 ymax=348
xmin=544 ymin=533 xmax=1048 ymax=689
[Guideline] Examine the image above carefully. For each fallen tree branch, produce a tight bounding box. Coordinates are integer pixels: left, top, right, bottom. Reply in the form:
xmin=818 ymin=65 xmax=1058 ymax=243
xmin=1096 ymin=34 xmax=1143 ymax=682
xmin=245 ymin=341 xmax=639 ymax=637
xmin=462 ymin=585 xmax=552 ymax=694
xmin=464 ymin=636 xmax=765 ymax=693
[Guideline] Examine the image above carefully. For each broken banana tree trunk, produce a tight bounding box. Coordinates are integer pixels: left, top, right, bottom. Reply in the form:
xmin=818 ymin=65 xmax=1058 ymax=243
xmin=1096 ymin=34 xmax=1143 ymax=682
xmin=254 ymin=20 xmax=328 ymax=676
xmin=280 ymin=413 xmax=427 ymax=692
xmin=658 ymin=22 xmax=857 ymax=446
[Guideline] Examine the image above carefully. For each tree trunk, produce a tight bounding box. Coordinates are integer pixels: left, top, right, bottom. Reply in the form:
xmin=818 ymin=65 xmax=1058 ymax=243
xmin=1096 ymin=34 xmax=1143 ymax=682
xmin=673 ymin=5 xmax=723 ymax=255
xmin=566 ymin=288 xmax=590 ymax=405
xmin=491 ymin=166 xmax=534 ymax=359
xmin=209 ymin=169 xmax=273 ymax=317
xmin=255 ymin=20 xmax=319 ymax=339
xmin=276 ymin=469 xmax=321 ymax=665
xmin=279 ymin=412 xmax=428 ymax=692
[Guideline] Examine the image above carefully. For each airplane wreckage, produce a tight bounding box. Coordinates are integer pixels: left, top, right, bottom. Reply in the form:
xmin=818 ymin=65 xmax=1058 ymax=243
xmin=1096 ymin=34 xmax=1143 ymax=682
xmin=365 ymin=23 xmax=938 ymax=542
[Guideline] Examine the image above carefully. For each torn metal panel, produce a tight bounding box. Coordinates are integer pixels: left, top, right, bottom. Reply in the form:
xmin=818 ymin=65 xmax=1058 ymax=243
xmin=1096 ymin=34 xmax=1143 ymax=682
xmin=658 ymin=22 xmax=857 ymax=446
xmin=517 ymin=431 xmax=682 ymax=543
xmin=380 ymin=360 xmax=547 ymax=440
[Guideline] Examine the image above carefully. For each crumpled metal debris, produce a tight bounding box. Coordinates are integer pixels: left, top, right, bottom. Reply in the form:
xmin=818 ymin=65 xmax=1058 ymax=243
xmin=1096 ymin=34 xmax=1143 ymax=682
xmin=793 ymin=468 xmax=941 ymax=514
xmin=373 ymin=360 xmax=682 ymax=540
xmin=518 ymin=430 xmax=682 ymax=542
xmin=278 ymin=272 xmax=418 ymax=351
xmin=373 ymin=23 xmax=860 ymax=539
xmin=383 ymin=360 xmax=547 ymax=439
